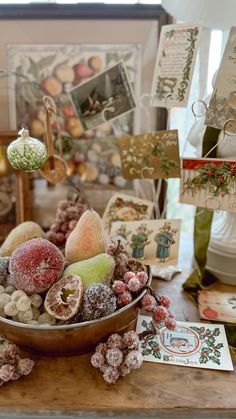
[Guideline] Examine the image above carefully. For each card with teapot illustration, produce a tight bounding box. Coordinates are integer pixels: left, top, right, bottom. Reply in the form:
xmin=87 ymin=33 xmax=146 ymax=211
xmin=150 ymin=23 xmax=201 ymax=108
xmin=118 ymin=130 xmax=180 ymax=180
xmin=70 ymin=61 xmax=136 ymax=131
xmin=110 ymin=219 xmax=180 ymax=266
xmin=205 ymin=27 xmax=236 ymax=129
xmin=137 ymin=315 xmax=233 ymax=371
xmin=180 ymin=157 xmax=236 ymax=213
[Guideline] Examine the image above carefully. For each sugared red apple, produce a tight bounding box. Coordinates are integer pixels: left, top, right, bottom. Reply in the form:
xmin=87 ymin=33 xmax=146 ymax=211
xmin=41 ymin=77 xmax=63 ymax=97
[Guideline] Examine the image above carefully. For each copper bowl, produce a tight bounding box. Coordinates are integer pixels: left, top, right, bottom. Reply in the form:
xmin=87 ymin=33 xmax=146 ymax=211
xmin=0 ymin=268 xmax=151 ymax=356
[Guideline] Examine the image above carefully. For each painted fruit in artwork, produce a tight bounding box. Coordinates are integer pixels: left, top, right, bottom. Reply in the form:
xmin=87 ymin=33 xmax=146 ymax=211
xmin=0 ymin=221 xmax=45 ymax=257
xmin=54 ymin=64 xmax=75 ymax=84
xmin=63 ymin=253 xmax=115 ymax=288
xmin=66 ymin=117 xmax=84 ymax=138
xmin=41 ymin=77 xmax=63 ymax=97
xmin=10 ymin=238 xmax=65 ymax=294
xmin=7 ymin=129 xmax=48 ymax=171
xmin=44 ymin=275 xmax=83 ymax=320
xmin=73 ymin=63 xmax=94 ymax=85
xmin=65 ymin=209 xmax=108 ymax=263
xmin=88 ymin=56 xmax=102 ymax=72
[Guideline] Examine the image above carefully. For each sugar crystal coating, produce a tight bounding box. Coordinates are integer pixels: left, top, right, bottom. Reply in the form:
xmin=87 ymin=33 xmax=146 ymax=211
xmin=102 ymin=366 xmax=119 ymax=384
xmin=125 ymin=350 xmax=143 ymax=369
xmin=81 ymin=284 xmax=116 ymax=321
xmin=106 ymin=348 xmax=123 ymax=367
xmin=10 ymin=238 xmax=64 ymax=294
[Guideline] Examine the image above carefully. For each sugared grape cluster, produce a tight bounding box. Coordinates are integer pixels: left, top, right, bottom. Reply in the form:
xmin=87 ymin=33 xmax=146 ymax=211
xmin=0 ymin=287 xmax=55 ymax=325
xmin=91 ymin=331 xmax=142 ymax=384
xmin=0 ymin=341 xmax=34 ymax=386
xmin=46 ymin=198 xmax=87 ymax=246
xmin=0 ymin=257 xmax=10 ymax=285
xmin=141 ymin=293 xmax=176 ymax=330
xmin=106 ymin=240 xmax=129 ymax=281
xmin=112 ymin=270 xmax=149 ymax=308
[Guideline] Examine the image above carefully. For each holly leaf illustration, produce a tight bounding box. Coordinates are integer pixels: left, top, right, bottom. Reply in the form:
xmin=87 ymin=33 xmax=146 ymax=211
xmin=215 ymin=343 xmax=224 ymax=350
xmin=199 ymin=355 xmax=208 ymax=364
xmin=141 ymin=319 xmax=148 ymax=329
xmin=214 ymin=349 xmax=221 ymax=358
xmin=142 ymin=348 xmax=152 ymax=356
xmin=153 ymin=350 xmax=161 ymax=359
xmin=213 ymin=328 xmax=221 ymax=337
xmin=209 ymin=356 xmax=221 ymax=365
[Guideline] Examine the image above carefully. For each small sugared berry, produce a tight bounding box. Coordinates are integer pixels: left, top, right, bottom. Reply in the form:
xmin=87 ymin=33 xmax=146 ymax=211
xmin=91 ymin=352 xmax=105 ymax=369
xmin=168 ymin=309 xmax=175 ymax=318
xmin=107 ymin=333 xmax=123 ymax=349
xmin=95 ymin=342 xmax=108 ymax=355
xmin=165 ymin=318 xmax=177 ymax=330
xmin=117 ymin=291 xmax=132 ymax=307
xmin=119 ymin=362 xmax=131 ymax=377
xmin=123 ymin=271 xmax=135 ymax=283
xmin=106 ymin=348 xmax=123 ymax=367
xmin=136 ymin=271 xmax=148 ymax=286
xmin=159 ymin=295 xmax=171 ymax=308
xmin=125 ymin=350 xmax=143 ymax=369
xmin=141 ymin=294 xmax=157 ymax=312
xmin=112 ymin=281 xmax=126 ymax=295
xmin=127 ymin=277 xmax=141 ymax=293
xmin=103 ymin=366 xmax=120 ymax=384
xmin=153 ymin=306 xmax=168 ymax=323
xmin=123 ymin=331 xmax=140 ymax=350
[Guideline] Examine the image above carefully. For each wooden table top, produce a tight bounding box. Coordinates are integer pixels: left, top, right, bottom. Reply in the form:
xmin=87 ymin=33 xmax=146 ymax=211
xmin=0 ymin=234 xmax=236 ymax=419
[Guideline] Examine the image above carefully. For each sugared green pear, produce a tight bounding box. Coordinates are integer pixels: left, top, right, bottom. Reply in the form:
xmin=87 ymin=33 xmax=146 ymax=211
xmin=0 ymin=221 xmax=45 ymax=257
xmin=63 ymin=253 xmax=115 ymax=287
xmin=65 ymin=209 xmax=108 ymax=263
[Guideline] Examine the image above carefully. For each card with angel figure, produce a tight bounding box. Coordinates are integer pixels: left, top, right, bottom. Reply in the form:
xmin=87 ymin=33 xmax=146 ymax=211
xmin=110 ymin=219 xmax=181 ymax=266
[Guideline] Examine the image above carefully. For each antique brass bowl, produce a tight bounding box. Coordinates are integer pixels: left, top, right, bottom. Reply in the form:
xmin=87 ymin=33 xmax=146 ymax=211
xmin=0 ymin=268 xmax=151 ymax=356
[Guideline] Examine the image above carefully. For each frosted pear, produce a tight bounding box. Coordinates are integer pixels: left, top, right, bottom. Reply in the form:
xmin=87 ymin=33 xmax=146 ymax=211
xmin=65 ymin=209 xmax=108 ymax=263
xmin=63 ymin=253 xmax=115 ymax=287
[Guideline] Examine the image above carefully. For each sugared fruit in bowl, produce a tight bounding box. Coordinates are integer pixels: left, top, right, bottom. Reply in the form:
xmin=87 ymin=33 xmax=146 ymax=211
xmin=63 ymin=253 xmax=115 ymax=288
xmin=0 ymin=221 xmax=45 ymax=257
xmin=9 ymin=238 xmax=65 ymax=294
xmin=41 ymin=77 xmax=63 ymax=97
xmin=65 ymin=209 xmax=108 ymax=264
xmin=54 ymin=63 xmax=75 ymax=83
xmin=81 ymin=284 xmax=116 ymax=321
xmin=44 ymin=275 xmax=83 ymax=321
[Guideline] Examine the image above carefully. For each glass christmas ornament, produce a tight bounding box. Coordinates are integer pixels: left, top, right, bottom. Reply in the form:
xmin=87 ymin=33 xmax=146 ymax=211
xmin=7 ymin=129 xmax=48 ymax=172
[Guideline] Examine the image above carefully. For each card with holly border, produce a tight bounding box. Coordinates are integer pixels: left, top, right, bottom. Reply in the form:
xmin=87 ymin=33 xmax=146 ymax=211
xmin=199 ymin=290 xmax=236 ymax=324
xmin=179 ymin=158 xmax=236 ymax=213
xmin=110 ymin=219 xmax=180 ymax=266
xmin=102 ymin=193 xmax=154 ymax=231
xmin=137 ymin=315 xmax=233 ymax=371
xmin=118 ymin=130 xmax=180 ymax=180
xmin=150 ymin=23 xmax=201 ymax=108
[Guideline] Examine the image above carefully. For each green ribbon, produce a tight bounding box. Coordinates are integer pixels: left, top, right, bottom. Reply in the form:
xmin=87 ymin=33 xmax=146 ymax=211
xmin=183 ymin=126 xmax=236 ymax=348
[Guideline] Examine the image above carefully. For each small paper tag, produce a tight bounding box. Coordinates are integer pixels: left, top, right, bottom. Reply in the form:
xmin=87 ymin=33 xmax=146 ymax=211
xmin=137 ymin=315 xmax=234 ymax=371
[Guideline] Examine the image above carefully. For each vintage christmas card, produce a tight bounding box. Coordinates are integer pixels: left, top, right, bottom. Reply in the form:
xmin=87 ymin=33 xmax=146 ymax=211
xmin=137 ymin=315 xmax=234 ymax=371
xmin=102 ymin=193 xmax=154 ymax=231
xmin=180 ymin=158 xmax=236 ymax=213
xmin=70 ymin=61 xmax=136 ymax=131
xmin=205 ymin=27 xmax=236 ymax=130
xmin=110 ymin=219 xmax=180 ymax=266
xmin=150 ymin=23 xmax=201 ymax=108
xmin=118 ymin=130 xmax=180 ymax=180
xmin=199 ymin=290 xmax=236 ymax=324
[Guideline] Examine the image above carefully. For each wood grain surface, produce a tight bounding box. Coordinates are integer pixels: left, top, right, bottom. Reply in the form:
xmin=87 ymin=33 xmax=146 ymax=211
xmin=0 ymin=234 xmax=235 ymax=418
